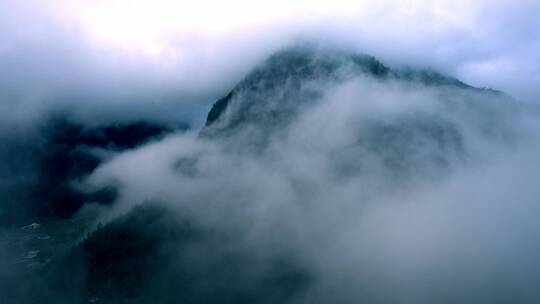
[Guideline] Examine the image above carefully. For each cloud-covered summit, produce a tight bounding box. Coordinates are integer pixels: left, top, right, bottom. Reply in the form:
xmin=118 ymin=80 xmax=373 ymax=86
xmin=62 ymin=45 xmax=540 ymax=303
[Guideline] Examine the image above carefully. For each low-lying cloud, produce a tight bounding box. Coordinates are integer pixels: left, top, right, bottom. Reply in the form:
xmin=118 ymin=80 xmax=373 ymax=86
xmin=82 ymin=67 xmax=540 ymax=302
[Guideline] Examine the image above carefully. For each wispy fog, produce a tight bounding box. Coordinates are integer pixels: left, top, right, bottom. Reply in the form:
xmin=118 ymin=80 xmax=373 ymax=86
xmin=1 ymin=1 xmax=540 ymax=303
xmin=83 ymin=66 xmax=540 ymax=302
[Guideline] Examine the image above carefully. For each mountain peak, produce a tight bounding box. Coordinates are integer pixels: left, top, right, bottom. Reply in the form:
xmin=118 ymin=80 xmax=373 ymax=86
xmin=202 ymin=45 xmax=483 ymax=142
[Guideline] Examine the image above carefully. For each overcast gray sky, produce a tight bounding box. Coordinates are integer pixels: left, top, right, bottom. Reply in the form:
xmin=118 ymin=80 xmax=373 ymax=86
xmin=1 ymin=0 xmax=539 ymax=125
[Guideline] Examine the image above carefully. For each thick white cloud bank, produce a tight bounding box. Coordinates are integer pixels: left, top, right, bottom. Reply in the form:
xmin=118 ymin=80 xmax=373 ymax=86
xmin=84 ymin=72 xmax=540 ymax=302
